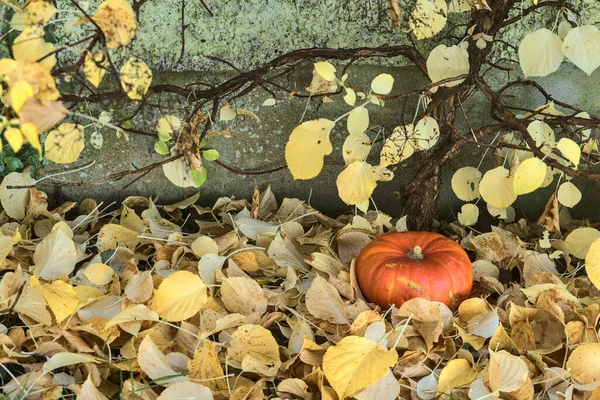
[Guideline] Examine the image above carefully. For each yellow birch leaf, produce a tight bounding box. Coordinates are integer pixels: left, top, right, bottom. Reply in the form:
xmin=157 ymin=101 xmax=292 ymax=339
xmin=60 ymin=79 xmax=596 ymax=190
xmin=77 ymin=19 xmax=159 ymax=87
xmin=565 ymin=227 xmax=600 ymax=259
xmin=562 ymin=25 xmax=600 ymax=76
xmin=519 ymin=28 xmax=564 ymax=77
xmin=342 ymin=134 xmax=371 ymax=165
xmin=585 ymin=238 xmax=600 ymax=290
xmin=23 ymin=2 xmax=57 ymax=27
xmin=30 ymin=276 xmax=79 ymax=324
xmin=426 ymin=44 xmax=469 ymax=88
xmin=9 ymin=80 xmax=33 ymax=113
xmin=314 ymin=61 xmax=336 ymax=81
xmin=437 ymin=359 xmax=477 ymax=395
xmin=370 ymin=73 xmax=394 ymax=95
xmin=84 ymin=263 xmax=114 ymax=285
xmin=151 ymin=271 xmax=208 ymax=322
xmin=513 ymin=157 xmax=547 ymax=195
xmin=556 ymin=138 xmax=581 ymax=169
xmin=347 ymin=107 xmax=369 ymax=137
xmin=379 ymin=124 xmax=416 ymax=167
xmin=457 ymin=203 xmax=479 ymax=226
xmin=488 ymin=350 xmax=529 ymax=394
xmin=106 ymin=304 xmax=159 ymax=328
xmin=413 ymin=115 xmax=440 ymax=150
xmin=285 ymin=119 xmax=335 ymax=180
xmin=120 ymin=57 xmax=152 ymax=100
xmin=20 ymin=122 xmax=41 ymax=158
xmin=479 ymin=166 xmax=517 ymax=208
xmin=12 ymin=27 xmax=56 ymax=71
xmin=566 ymin=343 xmax=600 ymax=384
xmin=43 ymin=353 xmax=98 ymax=372
xmin=451 ymin=167 xmax=482 ymax=201
xmin=45 ymin=123 xmax=85 ymax=164
xmin=336 ymin=161 xmax=393 ymax=205
xmin=322 ymin=336 xmax=398 ymax=399
xmin=84 ymin=51 xmax=107 ymax=88
xmin=409 ymin=0 xmax=448 ymax=40
xmin=4 ymin=127 xmax=24 ymax=152
xmin=188 ymin=340 xmax=228 ymax=390
xmin=227 ymin=324 xmax=282 ymax=376
xmin=156 ymin=382 xmax=213 ymax=400
xmin=91 ymin=0 xmax=136 ymax=48
xmin=344 ymin=87 xmax=356 ymax=106
xmin=156 ymin=115 xmax=181 ymax=135
xmin=557 ymin=181 xmax=581 ymax=207
xmin=96 ymin=223 xmax=140 ymax=252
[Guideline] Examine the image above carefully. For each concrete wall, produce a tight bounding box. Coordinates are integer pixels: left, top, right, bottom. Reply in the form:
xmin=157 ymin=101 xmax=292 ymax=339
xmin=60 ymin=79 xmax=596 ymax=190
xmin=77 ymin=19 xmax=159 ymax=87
xmin=15 ymin=1 xmax=600 ymax=221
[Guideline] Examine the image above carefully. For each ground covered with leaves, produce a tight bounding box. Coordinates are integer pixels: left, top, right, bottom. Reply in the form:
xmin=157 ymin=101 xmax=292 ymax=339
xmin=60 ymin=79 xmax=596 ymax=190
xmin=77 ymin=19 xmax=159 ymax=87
xmin=0 ymin=181 xmax=599 ymax=400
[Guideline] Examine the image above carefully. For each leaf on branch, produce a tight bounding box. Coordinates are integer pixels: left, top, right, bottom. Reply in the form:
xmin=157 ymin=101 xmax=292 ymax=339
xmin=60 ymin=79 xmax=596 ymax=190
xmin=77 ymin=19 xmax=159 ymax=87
xmin=557 ymin=181 xmax=581 ymax=208
xmin=556 ymin=138 xmax=581 ymax=169
xmin=479 ymin=166 xmax=517 ymax=208
xmin=409 ymin=0 xmax=448 ymax=40
xmin=371 ymin=73 xmax=394 ymax=95
xmin=19 ymin=99 xmax=68 ymax=134
xmin=83 ymin=0 xmax=137 ymax=48
xmin=45 ymin=123 xmax=85 ymax=164
xmin=84 ymin=51 xmax=108 ymax=88
xmin=426 ymin=45 xmax=469 ymax=90
xmin=336 ymin=161 xmax=393 ymax=205
xmin=12 ymin=27 xmax=56 ymax=71
xmin=314 ymin=61 xmax=336 ymax=81
xmin=562 ymin=25 xmax=600 ymax=76
xmin=285 ymin=119 xmax=335 ymax=180
xmin=413 ymin=116 xmax=440 ymax=150
xmin=343 ymin=134 xmax=372 ymax=165
xmin=451 ymin=167 xmax=482 ymax=202
xmin=513 ymin=157 xmax=547 ymax=195
xmin=120 ymin=57 xmax=152 ymax=101
xmin=458 ymin=203 xmax=479 ymax=226
xmin=379 ymin=124 xmax=416 ymax=167
xmin=347 ymin=107 xmax=369 ymax=136
xmin=519 ymin=28 xmax=564 ymax=77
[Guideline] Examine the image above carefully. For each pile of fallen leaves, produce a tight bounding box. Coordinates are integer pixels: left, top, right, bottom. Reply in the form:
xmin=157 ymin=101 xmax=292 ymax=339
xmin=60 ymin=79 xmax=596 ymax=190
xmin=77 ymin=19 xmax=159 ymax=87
xmin=0 ymin=174 xmax=599 ymax=400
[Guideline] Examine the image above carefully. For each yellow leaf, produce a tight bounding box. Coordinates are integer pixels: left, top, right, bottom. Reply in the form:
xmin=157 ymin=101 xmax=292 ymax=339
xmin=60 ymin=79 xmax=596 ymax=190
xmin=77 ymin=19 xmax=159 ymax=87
xmin=479 ymin=166 xmax=517 ymax=208
xmin=565 ymin=227 xmax=600 ymax=259
xmin=97 ymin=223 xmax=140 ymax=252
xmin=562 ymin=25 xmax=600 ymax=76
xmin=342 ymin=134 xmax=371 ymax=165
xmin=12 ymin=27 xmax=56 ymax=71
xmin=285 ymin=119 xmax=335 ymax=180
xmin=20 ymin=122 xmax=41 ymax=158
xmin=347 ymin=107 xmax=369 ymax=136
xmin=138 ymin=336 xmax=186 ymax=385
xmin=437 ymin=359 xmax=477 ymax=395
xmin=323 ymin=336 xmax=398 ymax=399
xmin=9 ymin=80 xmax=33 ymax=113
xmin=336 ymin=161 xmax=393 ymax=205
xmin=426 ymin=45 xmax=469 ymax=88
xmin=43 ymin=352 xmax=98 ymax=372
xmin=4 ymin=127 xmax=24 ymax=153
xmin=451 ymin=167 xmax=482 ymax=201
xmin=106 ymin=304 xmax=159 ymax=328
xmin=557 ymin=181 xmax=581 ymax=208
xmin=556 ymin=138 xmax=581 ymax=169
xmin=513 ymin=157 xmax=547 ymax=195
xmin=488 ymin=350 xmax=529 ymax=393
xmin=191 ymin=235 xmax=219 ymax=257
xmin=156 ymin=115 xmax=181 ymax=135
xmin=188 ymin=340 xmax=228 ymax=390
xmin=566 ymin=343 xmax=600 ymax=384
xmin=84 ymin=263 xmax=114 ymax=286
xmin=227 ymin=324 xmax=282 ymax=376
xmin=413 ymin=115 xmax=440 ymax=150
xmin=83 ymin=51 xmax=107 ymax=88
xmin=45 ymin=123 xmax=85 ymax=164
xmin=314 ymin=61 xmax=336 ymax=81
xmin=156 ymin=382 xmax=213 ymax=400
xmin=91 ymin=0 xmax=136 ymax=48
xmin=409 ymin=0 xmax=448 ymax=40
xmin=30 ymin=276 xmax=79 ymax=324
xmin=22 ymin=2 xmax=57 ymax=27
xmin=120 ymin=57 xmax=152 ymax=100
xmin=379 ymin=124 xmax=416 ymax=167
xmin=585 ymin=238 xmax=600 ymax=290
xmin=344 ymin=88 xmax=356 ymax=106
xmin=519 ymin=28 xmax=564 ymax=77
xmin=151 ymin=270 xmax=208 ymax=322
xmin=371 ymin=73 xmax=394 ymax=95
xmin=457 ymin=203 xmax=479 ymax=226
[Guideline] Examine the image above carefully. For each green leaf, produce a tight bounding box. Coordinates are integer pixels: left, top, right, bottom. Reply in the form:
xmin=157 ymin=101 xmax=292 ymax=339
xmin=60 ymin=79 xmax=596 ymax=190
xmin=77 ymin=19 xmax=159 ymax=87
xmin=122 ymin=120 xmax=134 ymax=129
xmin=154 ymin=141 xmax=169 ymax=155
xmin=199 ymin=139 xmax=208 ymax=148
xmin=158 ymin=132 xmax=172 ymax=142
xmin=4 ymin=157 xmax=23 ymax=173
xmin=202 ymin=149 xmax=220 ymax=161
xmin=190 ymin=167 xmax=207 ymax=187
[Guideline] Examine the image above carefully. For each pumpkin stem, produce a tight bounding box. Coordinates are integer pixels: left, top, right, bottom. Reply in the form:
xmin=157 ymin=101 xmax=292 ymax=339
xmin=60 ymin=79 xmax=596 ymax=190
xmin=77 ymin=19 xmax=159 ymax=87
xmin=407 ymin=245 xmax=424 ymax=260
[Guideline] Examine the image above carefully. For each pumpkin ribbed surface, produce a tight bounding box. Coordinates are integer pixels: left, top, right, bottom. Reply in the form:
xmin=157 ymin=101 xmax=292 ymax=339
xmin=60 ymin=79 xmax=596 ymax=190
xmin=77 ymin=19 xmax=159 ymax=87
xmin=355 ymin=231 xmax=472 ymax=309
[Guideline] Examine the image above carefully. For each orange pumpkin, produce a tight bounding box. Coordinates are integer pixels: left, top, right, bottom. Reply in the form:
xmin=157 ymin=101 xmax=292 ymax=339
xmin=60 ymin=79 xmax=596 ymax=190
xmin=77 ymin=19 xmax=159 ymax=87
xmin=355 ymin=231 xmax=472 ymax=309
